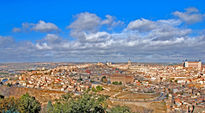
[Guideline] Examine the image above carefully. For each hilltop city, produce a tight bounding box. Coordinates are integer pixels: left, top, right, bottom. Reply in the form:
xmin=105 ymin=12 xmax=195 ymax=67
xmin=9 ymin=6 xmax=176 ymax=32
xmin=0 ymin=60 xmax=204 ymax=113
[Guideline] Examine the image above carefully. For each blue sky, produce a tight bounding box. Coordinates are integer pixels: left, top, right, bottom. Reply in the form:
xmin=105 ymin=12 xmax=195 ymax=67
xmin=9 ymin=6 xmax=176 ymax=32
xmin=0 ymin=0 xmax=205 ymax=62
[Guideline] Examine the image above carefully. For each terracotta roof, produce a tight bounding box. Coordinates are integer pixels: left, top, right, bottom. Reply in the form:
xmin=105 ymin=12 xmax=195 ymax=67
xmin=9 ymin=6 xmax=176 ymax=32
xmin=185 ymin=61 xmax=201 ymax=63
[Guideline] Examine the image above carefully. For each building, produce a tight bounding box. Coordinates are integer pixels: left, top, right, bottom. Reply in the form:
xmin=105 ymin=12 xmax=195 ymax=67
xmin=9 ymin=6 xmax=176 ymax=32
xmin=128 ymin=59 xmax=131 ymax=66
xmin=183 ymin=61 xmax=202 ymax=70
xmin=109 ymin=74 xmax=134 ymax=84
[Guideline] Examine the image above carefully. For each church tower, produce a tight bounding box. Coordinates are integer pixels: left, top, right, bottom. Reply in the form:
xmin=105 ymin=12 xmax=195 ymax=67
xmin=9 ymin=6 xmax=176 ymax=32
xmin=128 ymin=59 xmax=131 ymax=66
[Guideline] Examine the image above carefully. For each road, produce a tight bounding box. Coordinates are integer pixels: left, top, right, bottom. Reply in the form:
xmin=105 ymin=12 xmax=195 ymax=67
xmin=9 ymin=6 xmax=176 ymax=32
xmin=109 ymin=92 xmax=167 ymax=102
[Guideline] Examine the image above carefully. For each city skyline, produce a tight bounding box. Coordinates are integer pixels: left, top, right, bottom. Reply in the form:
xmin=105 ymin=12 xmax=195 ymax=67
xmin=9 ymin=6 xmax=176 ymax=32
xmin=1 ymin=0 xmax=205 ymax=62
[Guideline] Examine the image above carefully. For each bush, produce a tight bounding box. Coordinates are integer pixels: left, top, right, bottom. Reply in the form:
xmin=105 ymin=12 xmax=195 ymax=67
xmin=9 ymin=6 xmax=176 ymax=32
xmin=92 ymin=86 xmax=103 ymax=92
xmin=0 ymin=97 xmax=18 ymax=113
xmin=0 ymin=92 xmax=132 ymax=113
xmin=96 ymin=86 xmax=103 ymax=91
xmin=92 ymin=87 xmax=97 ymax=92
xmin=17 ymin=93 xmax=41 ymax=113
xmin=51 ymin=92 xmax=107 ymax=113
xmin=112 ymin=81 xmax=122 ymax=85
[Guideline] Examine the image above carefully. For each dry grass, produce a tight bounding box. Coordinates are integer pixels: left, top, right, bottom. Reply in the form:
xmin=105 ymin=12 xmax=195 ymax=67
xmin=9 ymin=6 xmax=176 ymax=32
xmin=0 ymin=86 xmax=65 ymax=105
xmin=116 ymin=92 xmax=159 ymax=100
xmin=149 ymin=101 xmax=167 ymax=113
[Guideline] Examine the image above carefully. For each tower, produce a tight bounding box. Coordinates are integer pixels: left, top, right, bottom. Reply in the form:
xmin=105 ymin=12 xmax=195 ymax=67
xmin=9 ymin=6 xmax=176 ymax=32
xmin=128 ymin=59 xmax=131 ymax=66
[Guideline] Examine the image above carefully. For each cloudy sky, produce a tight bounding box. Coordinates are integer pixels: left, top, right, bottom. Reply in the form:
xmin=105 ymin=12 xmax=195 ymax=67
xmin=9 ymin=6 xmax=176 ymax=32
xmin=0 ymin=0 xmax=205 ymax=63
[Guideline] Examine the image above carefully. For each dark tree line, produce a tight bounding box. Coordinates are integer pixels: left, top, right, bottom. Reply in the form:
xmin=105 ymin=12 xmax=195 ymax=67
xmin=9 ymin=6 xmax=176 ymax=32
xmin=0 ymin=93 xmax=41 ymax=113
xmin=0 ymin=92 xmax=132 ymax=113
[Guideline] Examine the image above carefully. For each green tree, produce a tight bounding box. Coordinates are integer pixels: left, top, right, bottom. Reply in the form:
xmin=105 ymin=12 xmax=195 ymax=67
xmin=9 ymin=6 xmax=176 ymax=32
xmin=69 ymin=93 xmax=106 ymax=113
xmin=112 ymin=81 xmax=122 ymax=85
xmin=96 ymin=86 xmax=103 ymax=91
xmin=17 ymin=93 xmax=41 ymax=113
xmin=101 ymin=76 xmax=107 ymax=83
xmin=7 ymin=83 xmax=12 ymax=87
xmin=92 ymin=87 xmax=97 ymax=92
xmin=3 ymin=108 xmax=19 ymax=113
xmin=109 ymin=105 xmax=132 ymax=113
xmin=0 ymin=97 xmax=19 ymax=113
xmin=92 ymin=86 xmax=103 ymax=92
xmin=52 ymin=92 xmax=107 ymax=113
xmin=50 ymin=92 xmax=132 ymax=113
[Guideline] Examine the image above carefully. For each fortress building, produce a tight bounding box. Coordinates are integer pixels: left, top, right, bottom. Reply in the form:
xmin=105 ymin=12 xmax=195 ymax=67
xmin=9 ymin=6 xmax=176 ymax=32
xmin=109 ymin=74 xmax=134 ymax=85
xmin=183 ymin=60 xmax=202 ymax=70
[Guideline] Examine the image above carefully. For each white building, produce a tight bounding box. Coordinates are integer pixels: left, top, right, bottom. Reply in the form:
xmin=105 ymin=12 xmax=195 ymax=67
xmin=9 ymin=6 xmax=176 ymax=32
xmin=183 ymin=61 xmax=202 ymax=70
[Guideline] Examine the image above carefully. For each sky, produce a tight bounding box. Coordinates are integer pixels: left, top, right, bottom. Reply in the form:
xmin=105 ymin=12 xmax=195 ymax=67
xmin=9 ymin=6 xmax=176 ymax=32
xmin=0 ymin=0 xmax=205 ymax=63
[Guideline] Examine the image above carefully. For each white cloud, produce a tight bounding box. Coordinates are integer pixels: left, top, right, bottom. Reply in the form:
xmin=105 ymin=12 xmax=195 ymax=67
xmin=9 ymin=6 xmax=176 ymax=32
xmin=12 ymin=20 xmax=59 ymax=33
xmin=126 ymin=18 xmax=190 ymax=41
xmin=32 ymin=20 xmax=59 ymax=32
xmin=0 ymin=35 xmax=41 ymax=62
xmin=68 ymin=12 xmax=101 ymax=32
xmin=44 ymin=34 xmax=60 ymax=42
xmin=157 ymin=19 xmax=182 ymax=26
xmin=84 ymin=32 xmax=110 ymax=42
xmin=3 ymin=9 xmax=205 ymax=62
xmin=185 ymin=7 xmax=199 ymax=13
xmin=36 ymin=43 xmax=51 ymax=50
xmin=173 ymin=7 xmax=205 ymax=24
xmin=68 ymin=12 xmax=123 ymax=40
xmin=101 ymin=15 xmax=124 ymax=27
xmin=0 ymin=36 xmax=15 ymax=47
xmin=127 ymin=18 xmax=157 ymax=31
xmin=35 ymin=34 xmax=64 ymax=50
xmin=12 ymin=27 xmax=21 ymax=32
xmin=101 ymin=15 xmax=114 ymax=25
xmin=30 ymin=12 xmax=205 ymax=62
